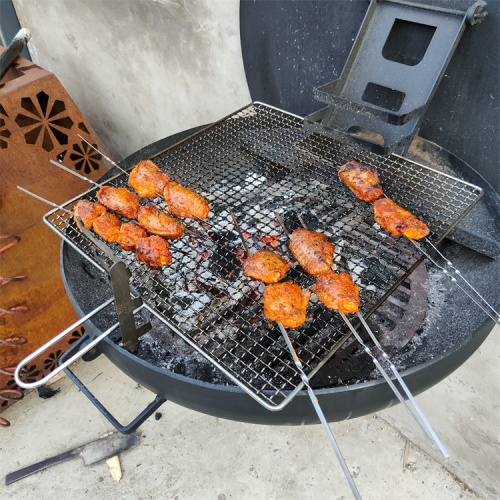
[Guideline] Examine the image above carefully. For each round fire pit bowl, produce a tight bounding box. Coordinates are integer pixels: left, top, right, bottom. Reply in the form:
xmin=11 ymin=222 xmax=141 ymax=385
xmin=60 ymin=129 xmax=500 ymax=426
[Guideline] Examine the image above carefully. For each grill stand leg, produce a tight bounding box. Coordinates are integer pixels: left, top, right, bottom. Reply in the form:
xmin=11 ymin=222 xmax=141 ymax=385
xmin=59 ymin=336 xmax=166 ymax=434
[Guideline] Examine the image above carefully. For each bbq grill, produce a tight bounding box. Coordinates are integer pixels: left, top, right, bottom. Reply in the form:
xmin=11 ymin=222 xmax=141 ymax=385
xmin=12 ymin=0 xmax=499 ymax=455
xmin=12 ymin=101 xmax=497 ymax=435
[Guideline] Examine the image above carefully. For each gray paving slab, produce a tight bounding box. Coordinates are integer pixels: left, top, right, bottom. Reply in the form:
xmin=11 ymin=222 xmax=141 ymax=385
xmin=2 ymin=327 xmax=497 ymax=499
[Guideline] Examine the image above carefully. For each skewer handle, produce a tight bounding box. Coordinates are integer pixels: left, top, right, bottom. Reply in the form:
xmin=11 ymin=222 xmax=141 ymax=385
xmin=278 ymin=322 xmax=362 ymax=500
xmin=16 ymin=186 xmax=73 ymax=215
xmin=355 ymin=312 xmax=449 ymax=458
xmin=78 ymin=134 xmax=118 ymax=168
xmin=49 ymin=159 xmax=103 ymax=188
xmin=14 ymin=298 xmax=117 ymax=389
xmin=414 ymin=239 xmax=499 ymax=326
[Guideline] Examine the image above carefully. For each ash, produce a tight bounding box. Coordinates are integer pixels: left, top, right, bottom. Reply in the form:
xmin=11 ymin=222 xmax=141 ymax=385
xmin=137 ymin=316 xmax=233 ymax=385
xmin=383 ymin=242 xmax=497 ymax=373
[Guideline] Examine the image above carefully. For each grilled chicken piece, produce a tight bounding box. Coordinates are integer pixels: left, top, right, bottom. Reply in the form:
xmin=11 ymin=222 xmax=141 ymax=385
xmin=312 ymin=271 xmax=360 ymax=314
xmin=373 ymin=198 xmax=430 ymax=239
xmin=73 ymin=200 xmax=106 ymax=231
xmin=242 ymin=249 xmax=290 ymax=284
xmin=137 ymin=205 xmax=185 ymax=239
xmin=338 ymin=160 xmax=383 ymax=202
xmin=164 ymin=181 xmax=210 ymax=219
xmin=263 ymin=282 xmax=311 ymax=328
xmin=92 ymin=212 xmax=121 ymax=243
xmin=128 ymin=159 xmax=171 ymax=198
xmin=136 ymin=235 xmax=172 ymax=269
xmin=289 ymin=228 xmax=335 ymax=276
xmin=96 ymin=186 xmax=140 ymax=219
xmin=115 ymin=222 xmax=148 ymax=251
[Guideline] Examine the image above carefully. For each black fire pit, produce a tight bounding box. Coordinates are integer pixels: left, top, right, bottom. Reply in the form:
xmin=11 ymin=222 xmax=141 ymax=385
xmin=57 ymin=112 xmax=500 ymax=426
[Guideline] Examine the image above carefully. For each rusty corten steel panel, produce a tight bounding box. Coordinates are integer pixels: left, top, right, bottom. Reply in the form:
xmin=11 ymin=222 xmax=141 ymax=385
xmin=0 ymin=48 xmax=113 ymax=422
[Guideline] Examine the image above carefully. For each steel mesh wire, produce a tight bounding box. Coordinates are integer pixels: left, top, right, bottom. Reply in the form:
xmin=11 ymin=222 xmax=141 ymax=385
xmin=44 ymin=103 xmax=482 ymax=408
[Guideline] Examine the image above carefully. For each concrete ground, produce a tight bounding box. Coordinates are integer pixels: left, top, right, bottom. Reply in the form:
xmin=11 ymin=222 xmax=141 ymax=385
xmin=1 ymin=324 xmax=498 ymax=500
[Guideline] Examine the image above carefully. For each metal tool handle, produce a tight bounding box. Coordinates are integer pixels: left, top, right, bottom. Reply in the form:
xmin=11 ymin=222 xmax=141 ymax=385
xmin=13 ymin=297 xmax=125 ymax=389
xmin=5 ymin=448 xmax=81 ymax=485
xmin=0 ymin=28 xmax=31 ymax=81
xmin=354 ymin=312 xmax=449 ymax=457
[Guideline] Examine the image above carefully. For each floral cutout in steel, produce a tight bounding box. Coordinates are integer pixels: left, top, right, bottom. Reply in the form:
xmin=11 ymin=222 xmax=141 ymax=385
xmin=15 ymin=90 xmax=74 ymax=152
xmin=0 ymin=104 xmax=11 ymax=149
xmin=70 ymin=129 xmax=103 ymax=174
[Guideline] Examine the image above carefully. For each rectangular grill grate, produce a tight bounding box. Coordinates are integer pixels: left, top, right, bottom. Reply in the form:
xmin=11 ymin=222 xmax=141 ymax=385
xmin=44 ymin=103 xmax=483 ymax=410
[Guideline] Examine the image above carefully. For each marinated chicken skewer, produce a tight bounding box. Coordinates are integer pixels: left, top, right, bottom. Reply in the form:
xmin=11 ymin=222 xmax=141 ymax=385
xmin=128 ymin=159 xmax=171 ymax=198
xmin=73 ymin=199 xmax=106 ymax=230
xmin=76 ymin=137 xmax=213 ymax=239
xmin=128 ymin=157 xmax=209 ymax=220
xmin=373 ymin=198 xmax=429 ymax=240
xmin=115 ymin=221 xmax=149 ymax=252
xmin=18 ymin=188 xmax=173 ymax=269
xmin=74 ymin=199 xmax=149 ymax=249
xmin=75 ymin=202 xmax=172 ymax=267
xmin=262 ymin=281 xmax=311 ymax=328
xmin=338 ymin=160 xmax=383 ymax=202
xmin=293 ymin=215 xmax=448 ymax=457
xmin=273 ymin=212 xmax=336 ymax=278
xmin=95 ymin=185 xmax=141 ymax=219
xmin=51 ymin=158 xmax=140 ymax=221
xmin=241 ymin=249 xmax=290 ymax=284
xmin=338 ymin=160 xmax=429 ymax=239
xmin=137 ymin=205 xmax=185 ymax=239
xmin=50 ymin=158 xmax=188 ymax=240
xmin=78 ymin=135 xmax=211 ymax=220
xmin=231 ymin=212 xmax=307 ymax=326
xmin=228 ymin=208 xmax=290 ymax=284
xmin=135 ymin=234 xmax=172 ymax=269
xmin=338 ymin=160 xmax=499 ymax=325
xmin=91 ymin=211 xmax=122 ymax=242
xmin=289 ymin=213 xmax=361 ymax=315
xmin=228 ymin=209 xmax=361 ymax=499
xmin=78 ymin=136 xmax=169 ymax=201
xmin=289 ymin=228 xmax=336 ymax=275
xmin=311 ymin=271 xmax=360 ymax=314
xmin=163 ymin=181 xmax=210 ymax=220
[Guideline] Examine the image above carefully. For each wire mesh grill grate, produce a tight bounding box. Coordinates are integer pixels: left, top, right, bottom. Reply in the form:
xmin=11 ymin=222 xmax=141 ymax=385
xmin=44 ymin=103 xmax=482 ymax=409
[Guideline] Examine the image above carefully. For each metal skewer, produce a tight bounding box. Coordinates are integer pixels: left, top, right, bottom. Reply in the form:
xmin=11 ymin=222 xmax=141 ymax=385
xmin=286 ymin=212 xmax=448 ymax=457
xmin=413 ymin=238 xmax=499 ymax=326
xmin=374 ymin=193 xmax=499 ymax=326
xmin=230 ymin=207 xmax=362 ymax=499
xmin=78 ymin=134 xmax=119 ymax=172
xmin=277 ymin=321 xmax=362 ymax=500
xmin=49 ymin=159 xmax=104 ymax=188
xmin=75 ymin=135 xmax=211 ymax=243
xmin=17 ymin=186 xmax=73 ymax=215
xmin=354 ymin=312 xmax=449 ymax=457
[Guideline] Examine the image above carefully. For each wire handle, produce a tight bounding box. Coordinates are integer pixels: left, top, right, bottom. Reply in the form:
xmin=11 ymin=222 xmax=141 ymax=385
xmin=14 ymin=298 xmax=118 ymax=389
